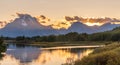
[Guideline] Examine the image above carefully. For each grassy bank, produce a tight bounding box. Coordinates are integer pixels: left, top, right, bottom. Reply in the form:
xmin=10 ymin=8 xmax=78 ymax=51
xmin=31 ymin=41 xmax=109 ymax=46
xmin=5 ymin=40 xmax=113 ymax=47
xmin=74 ymin=42 xmax=120 ymax=65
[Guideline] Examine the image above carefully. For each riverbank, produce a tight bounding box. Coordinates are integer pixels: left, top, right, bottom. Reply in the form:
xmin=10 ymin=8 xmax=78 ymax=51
xmin=30 ymin=41 xmax=107 ymax=47
xmin=40 ymin=45 xmax=104 ymax=50
xmin=4 ymin=41 xmax=112 ymax=47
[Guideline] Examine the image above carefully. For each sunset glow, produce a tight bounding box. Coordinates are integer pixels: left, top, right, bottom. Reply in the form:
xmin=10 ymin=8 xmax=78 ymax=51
xmin=84 ymin=22 xmax=103 ymax=26
xmin=111 ymin=22 xmax=120 ymax=25
xmin=0 ymin=0 xmax=120 ymax=21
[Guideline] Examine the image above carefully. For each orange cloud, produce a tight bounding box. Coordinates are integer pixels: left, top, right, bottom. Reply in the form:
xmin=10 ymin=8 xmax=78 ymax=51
xmin=51 ymin=19 xmax=71 ymax=29
xmin=64 ymin=16 xmax=120 ymax=26
xmin=36 ymin=15 xmax=51 ymax=26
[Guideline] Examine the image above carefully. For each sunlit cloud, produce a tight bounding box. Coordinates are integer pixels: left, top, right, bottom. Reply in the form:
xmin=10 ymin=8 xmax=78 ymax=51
xmin=0 ymin=21 xmax=8 ymax=28
xmin=51 ymin=19 xmax=71 ymax=29
xmin=64 ymin=16 xmax=120 ymax=26
xmin=111 ymin=22 xmax=120 ymax=24
xmin=84 ymin=22 xmax=104 ymax=26
xmin=36 ymin=15 xmax=51 ymax=26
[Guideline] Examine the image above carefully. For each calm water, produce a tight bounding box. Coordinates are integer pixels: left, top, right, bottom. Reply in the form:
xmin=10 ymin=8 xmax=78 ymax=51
xmin=0 ymin=44 xmax=94 ymax=65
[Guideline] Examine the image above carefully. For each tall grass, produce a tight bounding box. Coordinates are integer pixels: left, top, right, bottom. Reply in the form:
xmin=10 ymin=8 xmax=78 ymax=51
xmin=74 ymin=43 xmax=120 ymax=65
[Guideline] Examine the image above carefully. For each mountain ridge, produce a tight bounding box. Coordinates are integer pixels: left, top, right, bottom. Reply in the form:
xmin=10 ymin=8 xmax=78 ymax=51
xmin=0 ymin=14 xmax=120 ymax=37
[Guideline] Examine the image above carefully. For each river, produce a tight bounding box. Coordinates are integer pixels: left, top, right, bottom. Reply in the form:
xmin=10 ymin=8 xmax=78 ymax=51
xmin=0 ymin=43 xmax=96 ymax=65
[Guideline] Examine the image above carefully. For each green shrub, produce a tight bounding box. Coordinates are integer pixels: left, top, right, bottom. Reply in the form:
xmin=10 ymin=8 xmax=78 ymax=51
xmin=0 ymin=39 xmax=6 ymax=59
xmin=74 ymin=43 xmax=120 ymax=65
xmin=92 ymin=43 xmax=120 ymax=54
xmin=75 ymin=51 xmax=120 ymax=65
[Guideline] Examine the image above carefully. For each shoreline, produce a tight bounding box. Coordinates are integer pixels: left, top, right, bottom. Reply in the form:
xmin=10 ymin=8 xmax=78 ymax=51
xmin=40 ymin=45 xmax=105 ymax=50
xmin=5 ymin=41 xmax=107 ymax=48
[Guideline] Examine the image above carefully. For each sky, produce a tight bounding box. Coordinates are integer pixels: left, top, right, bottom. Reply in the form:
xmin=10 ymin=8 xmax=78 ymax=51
xmin=0 ymin=0 xmax=120 ymax=21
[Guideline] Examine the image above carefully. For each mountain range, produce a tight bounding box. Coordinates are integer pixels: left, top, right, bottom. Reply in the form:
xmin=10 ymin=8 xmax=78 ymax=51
xmin=0 ymin=14 xmax=120 ymax=37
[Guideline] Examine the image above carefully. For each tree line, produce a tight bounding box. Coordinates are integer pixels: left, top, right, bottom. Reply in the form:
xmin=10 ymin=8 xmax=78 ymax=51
xmin=1 ymin=27 xmax=120 ymax=42
xmin=15 ymin=31 xmax=120 ymax=42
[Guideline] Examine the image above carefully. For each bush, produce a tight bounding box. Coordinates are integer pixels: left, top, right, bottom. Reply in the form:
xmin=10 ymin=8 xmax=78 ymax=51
xmin=0 ymin=38 xmax=6 ymax=59
xmin=92 ymin=43 xmax=120 ymax=54
xmin=74 ymin=43 xmax=120 ymax=65
xmin=75 ymin=51 xmax=120 ymax=65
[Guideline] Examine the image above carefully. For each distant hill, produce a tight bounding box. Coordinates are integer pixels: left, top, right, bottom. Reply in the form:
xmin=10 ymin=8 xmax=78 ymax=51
xmin=98 ymin=23 xmax=120 ymax=32
xmin=67 ymin=22 xmax=95 ymax=33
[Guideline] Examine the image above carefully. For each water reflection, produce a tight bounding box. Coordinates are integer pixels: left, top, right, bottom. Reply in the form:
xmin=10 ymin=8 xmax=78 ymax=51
xmin=0 ymin=44 xmax=94 ymax=65
xmin=0 ymin=55 xmax=20 ymax=65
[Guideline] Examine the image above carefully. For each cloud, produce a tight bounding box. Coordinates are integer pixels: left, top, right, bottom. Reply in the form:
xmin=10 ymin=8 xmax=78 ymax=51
xmin=64 ymin=16 xmax=120 ymax=24
xmin=36 ymin=15 xmax=52 ymax=26
xmin=51 ymin=21 xmax=71 ymax=29
xmin=65 ymin=16 xmax=74 ymax=21
xmin=16 ymin=13 xmax=30 ymax=18
xmin=39 ymin=15 xmax=46 ymax=19
xmin=0 ymin=21 xmax=8 ymax=28
xmin=65 ymin=16 xmax=81 ymax=22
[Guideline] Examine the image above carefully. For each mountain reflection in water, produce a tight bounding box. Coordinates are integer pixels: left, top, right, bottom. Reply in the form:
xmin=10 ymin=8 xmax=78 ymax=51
xmin=0 ymin=44 xmax=94 ymax=65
